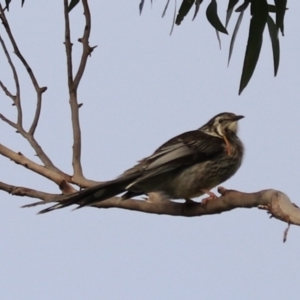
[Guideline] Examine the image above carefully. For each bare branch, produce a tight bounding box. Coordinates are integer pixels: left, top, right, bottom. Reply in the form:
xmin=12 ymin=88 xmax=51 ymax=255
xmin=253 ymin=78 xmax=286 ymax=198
xmin=0 ymin=80 xmax=15 ymax=101
xmin=63 ymin=0 xmax=94 ymax=182
xmin=0 ymin=181 xmax=63 ymax=201
xmin=0 ymin=143 xmax=75 ymax=193
xmin=73 ymin=0 xmax=93 ymax=90
xmin=20 ymin=186 xmax=300 ymax=227
xmin=18 ymin=129 xmax=65 ymax=173
xmin=0 ymin=5 xmax=42 ymax=94
xmin=29 ymin=86 xmax=47 ymax=135
xmin=0 ymin=6 xmax=67 ymax=174
xmin=63 ymin=0 xmax=74 ymax=89
xmin=80 ymin=188 xmax=294 ymax=220
xmin=0 ymin=30 xmax=21 ymax=122
xmin=0 ymin=113 xmax=17 ymax=128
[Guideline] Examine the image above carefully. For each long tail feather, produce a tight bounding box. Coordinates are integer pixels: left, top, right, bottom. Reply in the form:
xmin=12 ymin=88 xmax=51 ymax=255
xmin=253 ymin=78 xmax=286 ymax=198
xmin=28 ymin=173 xmax=140 ymax=214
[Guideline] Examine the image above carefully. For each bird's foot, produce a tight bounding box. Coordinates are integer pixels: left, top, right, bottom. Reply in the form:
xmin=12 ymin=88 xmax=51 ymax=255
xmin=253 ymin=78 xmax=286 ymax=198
xmin=200 ymin=190 xmax=218 ymax=206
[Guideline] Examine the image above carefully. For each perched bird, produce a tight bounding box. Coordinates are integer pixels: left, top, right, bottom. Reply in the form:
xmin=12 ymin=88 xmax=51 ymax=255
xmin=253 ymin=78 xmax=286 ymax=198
xmin=37 ymin=112 xmax=244 ymax=213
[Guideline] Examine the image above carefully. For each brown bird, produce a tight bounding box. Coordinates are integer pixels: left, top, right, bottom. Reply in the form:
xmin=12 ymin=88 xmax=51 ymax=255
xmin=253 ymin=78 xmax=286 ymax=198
xmin=31 ymin=112 xmax=244 ymax=213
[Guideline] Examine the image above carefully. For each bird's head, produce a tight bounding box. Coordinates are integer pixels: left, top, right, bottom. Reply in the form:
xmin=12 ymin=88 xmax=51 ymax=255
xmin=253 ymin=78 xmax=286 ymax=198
xmin=200 ymin=112 xmax=244 ymax=138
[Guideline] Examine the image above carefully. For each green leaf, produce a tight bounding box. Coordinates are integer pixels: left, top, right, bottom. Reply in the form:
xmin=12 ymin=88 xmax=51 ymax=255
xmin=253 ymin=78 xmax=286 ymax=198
xmin=235 ymin=0 xmax=250 ymax=13
xmin=5 ymin=0 xmax=11 ymax=10
xmin=206 ymin=0 xmax=228 ymax=34
xmin=176 ymin=0 xmax=195 ymax=25
xmin=239 ymin=0 xmax=268 ymax=94
xmin=162 ymin=0 xmax=171 ymax=18
xmin=139 ymin=0 xmax=145 ymax=15
xmin=274 ymin=0 xmax=287 ymax=35
xmin=170 ymin=0 xmax=177 ymax=35
xmin=267 ymin=4 xmax=277 ymax=13
xmin=68 ymin=0 xmax=80 ymax=13
xmin=267 ymin=15 xmax=280 ymax=76
xmin=226 ymin=0 xmax=239 ymax=27
xmin=228 ymin=11 xmax=244 ymax=66
xmin=192 ymin=0 xmax=204 ymax=21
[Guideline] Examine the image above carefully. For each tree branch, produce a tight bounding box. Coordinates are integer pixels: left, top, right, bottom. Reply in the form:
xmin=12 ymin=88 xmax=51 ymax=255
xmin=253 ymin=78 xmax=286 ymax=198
xmin=0 ymin=80 xmax=15 ymax=101
xmin=63 ymin=0 xmax=95 ymax=185
xmin=18 ymin=186 xmax=300 ymax=241
xmin=0 ymin=181 xmax=63 ymax=201
xmin=85 ymin=188 xmax=298 ymax=222
xmin=0 ymin=143 xmax=75 ymax=194
xmin=0 ymin=113 xmax=17 ymax=128
xmin=73 ymin=0 xmax=94 ymax=90
xmin=0 ymin=5 xmax=67 ymax=175
xmin=0 ymin=29 xmax=21 ymax=122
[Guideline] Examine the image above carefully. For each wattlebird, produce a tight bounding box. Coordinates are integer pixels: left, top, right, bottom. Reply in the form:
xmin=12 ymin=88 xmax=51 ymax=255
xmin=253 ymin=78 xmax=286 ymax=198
xmin=33 ymin=112 xmax=244 ymax=213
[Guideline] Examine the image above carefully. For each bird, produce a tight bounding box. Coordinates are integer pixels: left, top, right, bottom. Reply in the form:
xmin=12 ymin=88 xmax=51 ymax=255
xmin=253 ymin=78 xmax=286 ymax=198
xmin=34 ymin=112 xmax=244 ymax=213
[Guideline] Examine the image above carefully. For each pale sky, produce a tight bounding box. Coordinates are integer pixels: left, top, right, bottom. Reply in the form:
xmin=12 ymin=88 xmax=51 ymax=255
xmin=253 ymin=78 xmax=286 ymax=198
xmin=1 ymin=1 xmax=300 ymax=299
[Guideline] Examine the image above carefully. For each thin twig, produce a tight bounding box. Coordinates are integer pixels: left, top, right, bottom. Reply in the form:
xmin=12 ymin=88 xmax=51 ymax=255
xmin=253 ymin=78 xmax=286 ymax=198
xmin=0 ymin=113 xmax=17 ymax=128
xmin=0 ymin=143 xmax=75 ymax=193
xmin=63 ymin=0 xmax=73 ymax=90
xmin=73 ymin=0 xmax=92 ymax=89
xmin=63 ymin=0 xmax=93 ymax=182
xmin=0 ymin=5 xmax=64 ymax=173
xmin=29 ymin=86 xmax=47 ymax=135
xmin=0 ymin=31 xmax=21 ymax=119
xmin=0 ymin=80 xmax=15 ymax=101
xmin=0 ymin=181 xmax=63 ymax=201
xmin=0 ymin=5 xmax=39 ymax=131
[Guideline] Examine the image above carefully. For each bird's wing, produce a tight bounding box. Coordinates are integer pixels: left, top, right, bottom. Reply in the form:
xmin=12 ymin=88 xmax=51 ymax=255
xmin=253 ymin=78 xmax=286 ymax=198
xmin=125 ymin=130 xmax=224 ymax=186
xmin=26 ymin=131 xmax=224 ymax=213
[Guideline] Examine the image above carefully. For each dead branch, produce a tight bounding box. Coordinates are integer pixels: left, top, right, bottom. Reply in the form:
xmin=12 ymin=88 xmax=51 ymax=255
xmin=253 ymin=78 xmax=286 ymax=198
xmin=73 ymin=0 xmax=93 ymax=90
xmin=84 ymin=187 xmax=299 ymax=223
xmin=92 ymin=187 xmax=300 ymax=242
xmin=18 ymin=186 xmax=300 ymax=241
xmin=0 ymin=5 xmax=66 ymax=175
xmin=0 ymin=143 xmax=75 ymax=194
xmin=0 ymin=80 xmax=15 ymax=101
xmin=0 ymin=32 xmax=20 ymax=112
xmin=0 ymin=181 xmax=63 ymax=201
xmin=63 ymin=0 xmax=95 ymax=185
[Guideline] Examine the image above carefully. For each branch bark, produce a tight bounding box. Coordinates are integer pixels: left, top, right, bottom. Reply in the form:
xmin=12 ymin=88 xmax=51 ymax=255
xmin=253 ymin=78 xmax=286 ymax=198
xmin=0 ymin=143 xmax=75 ymax=194
xmin=87 ymin=187 xmax=300 ymax=224
xmin=63 ymin=0 xmax=95 ymax=185
xmin=18 ymin=186 xmax=300 ymax=240
xmin=0 ymin=181 xmax=63 ymax=201
xmin=0 ymin=4 xmax=66 ymax=174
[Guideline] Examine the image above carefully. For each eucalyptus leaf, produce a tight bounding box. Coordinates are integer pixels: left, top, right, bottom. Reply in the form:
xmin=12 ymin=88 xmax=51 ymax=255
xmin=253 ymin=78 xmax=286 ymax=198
xmin=206 ymin=0 xmax=228 ymax=34
xmin=267 ymin=15 xmax=280 ymax=76
xmin=226 ymin=0 xmax=239 ymax=27
xmin=239 ymin=0 xmax=268 ymax=94
xmin=192 ymin=0 xmax=204 ymax=21
xmin=68 ymin=0 xmax=80 ymax=13
xmin=228 ymin=11 xmax=244 ymax=66
xmin=176 ymin=0 xmax=195 ymax=25
xmin=274 ymin=0 xmax=287 ymax=35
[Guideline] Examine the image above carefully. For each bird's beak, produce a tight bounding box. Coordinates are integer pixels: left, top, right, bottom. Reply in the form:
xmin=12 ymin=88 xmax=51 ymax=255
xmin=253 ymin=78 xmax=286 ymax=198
xmin=232 ymin=115 xmax=244 ymax=121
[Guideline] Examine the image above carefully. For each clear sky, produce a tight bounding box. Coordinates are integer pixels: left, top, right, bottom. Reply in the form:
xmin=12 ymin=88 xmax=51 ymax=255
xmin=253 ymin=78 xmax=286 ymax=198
xmin=1 ymin=1 xmax=300 ymax=299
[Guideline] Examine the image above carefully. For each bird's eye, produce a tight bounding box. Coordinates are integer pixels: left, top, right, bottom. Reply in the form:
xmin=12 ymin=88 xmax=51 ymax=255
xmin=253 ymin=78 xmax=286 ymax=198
xmin=218 ymin=119 xmax=223 ymax=124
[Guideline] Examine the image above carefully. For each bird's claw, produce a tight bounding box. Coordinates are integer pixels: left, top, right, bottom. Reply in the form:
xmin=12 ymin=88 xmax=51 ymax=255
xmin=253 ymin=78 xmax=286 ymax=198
xmin=201 ymin=190 xmax=218 ymax=206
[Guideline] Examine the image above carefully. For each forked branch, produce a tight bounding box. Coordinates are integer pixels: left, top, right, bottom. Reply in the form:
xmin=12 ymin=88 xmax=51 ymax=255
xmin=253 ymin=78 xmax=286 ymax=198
xmin=63 ymin=0 xmax=95 ymax=185
xmin=0 ymin=4 xmax=64 ymax=174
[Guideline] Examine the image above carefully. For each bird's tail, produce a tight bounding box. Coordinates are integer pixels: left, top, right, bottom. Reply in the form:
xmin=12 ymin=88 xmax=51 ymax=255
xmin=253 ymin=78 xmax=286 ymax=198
xmin=23 ymin=173 xmax=139 ymax=214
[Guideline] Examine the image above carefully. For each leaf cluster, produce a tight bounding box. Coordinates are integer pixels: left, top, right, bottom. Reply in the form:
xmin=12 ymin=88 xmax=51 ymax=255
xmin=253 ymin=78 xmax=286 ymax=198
xmin=140 ymin=0 xmax=287 ymax=94
xmin=5 ymin=0 xmax=287 ymax=94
